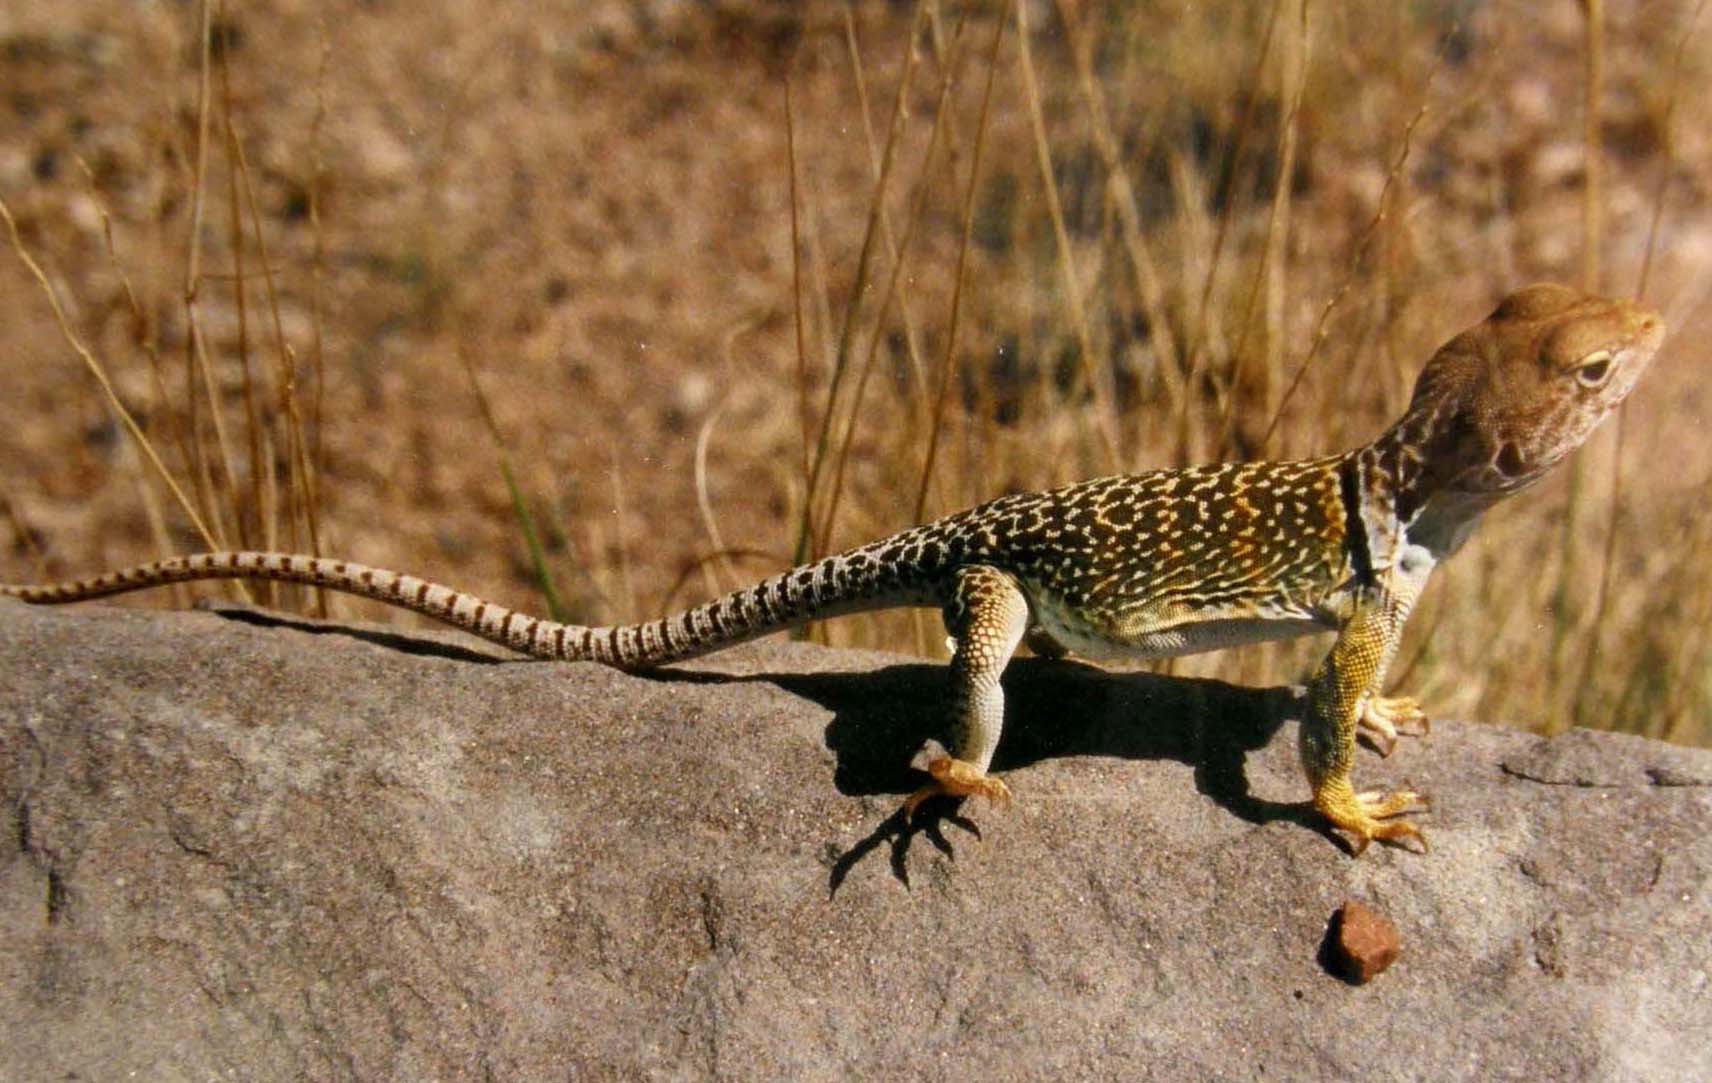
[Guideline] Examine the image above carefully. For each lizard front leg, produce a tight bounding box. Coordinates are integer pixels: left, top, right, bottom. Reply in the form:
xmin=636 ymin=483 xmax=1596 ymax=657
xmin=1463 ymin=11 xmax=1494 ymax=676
xmin=904 ymin=565 xmax=1030 ymax=817
xmin=1301 ymin=588 xmax=1429 ymax=853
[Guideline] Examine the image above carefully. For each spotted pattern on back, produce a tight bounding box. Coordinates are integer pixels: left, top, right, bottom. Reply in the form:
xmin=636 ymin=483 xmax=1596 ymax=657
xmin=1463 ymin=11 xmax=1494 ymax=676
xmin=932 ymin=456 xmax=1355 ymax=647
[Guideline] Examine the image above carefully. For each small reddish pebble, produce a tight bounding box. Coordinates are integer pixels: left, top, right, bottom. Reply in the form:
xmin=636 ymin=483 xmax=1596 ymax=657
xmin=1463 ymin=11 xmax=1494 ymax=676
xmin=1329 ymin=899 xmax=1401 ymax=983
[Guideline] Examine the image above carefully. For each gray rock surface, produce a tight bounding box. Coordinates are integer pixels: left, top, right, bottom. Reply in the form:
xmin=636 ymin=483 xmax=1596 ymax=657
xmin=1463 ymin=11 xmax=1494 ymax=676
xmin=2 ymin=598 xmax=1708 ymax=1081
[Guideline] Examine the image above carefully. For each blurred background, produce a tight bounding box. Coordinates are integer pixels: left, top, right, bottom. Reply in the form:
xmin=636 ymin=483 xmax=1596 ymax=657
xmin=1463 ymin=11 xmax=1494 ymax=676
xmin=2 ymin=0 xmax=1709 ymax=744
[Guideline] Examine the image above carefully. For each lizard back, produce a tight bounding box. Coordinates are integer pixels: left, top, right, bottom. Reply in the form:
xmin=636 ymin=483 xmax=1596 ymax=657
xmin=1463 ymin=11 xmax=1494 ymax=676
xmin=939 ymin=455 xmax=1359 ymax=660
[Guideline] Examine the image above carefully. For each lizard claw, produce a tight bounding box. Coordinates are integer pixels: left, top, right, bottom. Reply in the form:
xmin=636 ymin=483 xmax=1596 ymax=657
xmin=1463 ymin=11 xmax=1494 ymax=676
xmin=903 ymin=757 xmax=1012 ymax=819
xmin=1358 ymin=695 xmax=1430 ymax=757
xmin=1317 ymin=788 xmax=1430 ymax=855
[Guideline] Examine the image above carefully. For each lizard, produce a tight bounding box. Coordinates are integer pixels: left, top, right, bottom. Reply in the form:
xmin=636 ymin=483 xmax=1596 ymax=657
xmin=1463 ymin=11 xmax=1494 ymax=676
xmin=0 ymin=283 xmax=1663 ymax=853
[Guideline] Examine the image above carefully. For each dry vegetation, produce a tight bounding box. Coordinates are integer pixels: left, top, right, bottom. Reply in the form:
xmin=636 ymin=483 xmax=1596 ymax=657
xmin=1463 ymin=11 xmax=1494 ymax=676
xmin=2 ymin=0 xmax=1710 ymax=746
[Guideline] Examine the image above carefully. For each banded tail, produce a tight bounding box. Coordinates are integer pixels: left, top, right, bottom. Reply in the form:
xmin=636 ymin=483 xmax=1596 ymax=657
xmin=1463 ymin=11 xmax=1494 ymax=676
xmin=1 ymin=541 xmax=945 ymax=668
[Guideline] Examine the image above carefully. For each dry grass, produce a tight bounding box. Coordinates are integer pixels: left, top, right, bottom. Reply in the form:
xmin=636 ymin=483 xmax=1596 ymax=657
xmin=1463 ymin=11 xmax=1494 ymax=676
xmin=3 ymin=1 xmax=1710 ymax=746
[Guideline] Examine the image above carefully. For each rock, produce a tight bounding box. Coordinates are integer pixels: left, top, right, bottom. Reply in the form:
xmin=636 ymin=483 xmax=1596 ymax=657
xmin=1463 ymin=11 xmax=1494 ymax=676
xmin=1326 ymin=900 xmax=1401 ymax=984
xmin=2 ymin=599 xmax=1710 ymax=1080
xmin=1502 ymin=726 xmax=1712 ymax=788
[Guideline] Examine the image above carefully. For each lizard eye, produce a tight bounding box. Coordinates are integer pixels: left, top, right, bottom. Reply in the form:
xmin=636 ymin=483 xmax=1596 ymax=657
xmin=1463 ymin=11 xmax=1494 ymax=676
xmin=1575 ymin=350 xmax=1613 ymax=387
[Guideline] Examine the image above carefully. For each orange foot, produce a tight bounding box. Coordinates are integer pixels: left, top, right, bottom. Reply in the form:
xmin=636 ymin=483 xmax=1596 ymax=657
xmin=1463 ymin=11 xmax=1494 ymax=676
xmin=1316 ymin=787 xmax=1431 ymax=855
xmin=903 ymin=757 xmax=1012 ymax=819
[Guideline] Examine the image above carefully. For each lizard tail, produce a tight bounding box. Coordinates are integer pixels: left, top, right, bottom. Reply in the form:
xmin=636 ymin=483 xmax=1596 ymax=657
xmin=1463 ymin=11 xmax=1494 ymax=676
xmin=1 ymin=542 xmax=943 ymax=668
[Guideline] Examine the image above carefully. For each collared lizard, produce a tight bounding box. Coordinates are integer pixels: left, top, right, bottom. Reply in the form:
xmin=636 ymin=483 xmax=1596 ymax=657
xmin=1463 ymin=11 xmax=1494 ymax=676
xmin=1 ymin=283 xmax=1664 ymax=852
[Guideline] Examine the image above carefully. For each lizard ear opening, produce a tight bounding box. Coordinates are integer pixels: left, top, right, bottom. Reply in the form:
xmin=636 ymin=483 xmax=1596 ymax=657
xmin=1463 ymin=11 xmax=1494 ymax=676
xmin=1495 ymin=442 xmax=1527 ymax=479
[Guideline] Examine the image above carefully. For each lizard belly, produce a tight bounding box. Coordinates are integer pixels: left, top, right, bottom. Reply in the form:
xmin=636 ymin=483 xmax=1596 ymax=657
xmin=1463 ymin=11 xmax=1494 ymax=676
xmin=1030 ymin=598 xmax=1331 ymax=662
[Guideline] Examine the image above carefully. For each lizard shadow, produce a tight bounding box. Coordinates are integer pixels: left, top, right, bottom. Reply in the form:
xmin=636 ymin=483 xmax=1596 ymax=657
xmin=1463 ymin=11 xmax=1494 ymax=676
xmin=203 ymin=602 xmax=507 ymax=665
xmin=754 ymin=658 xmax=1329 ymax=891
xmin=202 ymin=606 xmax=1334 ymax=882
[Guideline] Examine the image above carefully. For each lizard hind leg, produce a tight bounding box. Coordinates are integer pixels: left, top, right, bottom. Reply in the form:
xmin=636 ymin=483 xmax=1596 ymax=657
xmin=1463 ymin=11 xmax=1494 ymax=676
xmin=904 ymin=565 xmax=1031 ymax=819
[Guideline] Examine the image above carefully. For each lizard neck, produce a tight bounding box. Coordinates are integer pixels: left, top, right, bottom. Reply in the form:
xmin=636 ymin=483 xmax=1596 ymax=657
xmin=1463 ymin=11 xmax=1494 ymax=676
xmin=1351 ymin=409 xmax=1503 ymax=566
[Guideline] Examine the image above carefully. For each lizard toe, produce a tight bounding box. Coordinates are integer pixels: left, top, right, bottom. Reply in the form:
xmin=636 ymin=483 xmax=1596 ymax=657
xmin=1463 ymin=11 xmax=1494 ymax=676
xmin=903 ymin=757 xmax=1012 ymax=818
xmin=1359 ymin=696 xmax=1430 ymax=756
xmin=1317 ymin=787 xmax=1430 ymax=855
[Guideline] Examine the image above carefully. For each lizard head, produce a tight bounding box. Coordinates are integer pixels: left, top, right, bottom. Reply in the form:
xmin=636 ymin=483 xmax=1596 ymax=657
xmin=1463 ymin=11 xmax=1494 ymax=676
xmin=1396 ymin=282 xmax=1664 ymax=500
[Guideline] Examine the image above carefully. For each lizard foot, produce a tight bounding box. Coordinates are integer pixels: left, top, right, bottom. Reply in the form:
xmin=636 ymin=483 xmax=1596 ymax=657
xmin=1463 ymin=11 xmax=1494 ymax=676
xmin=1316 ymin=788 xmax=1430 ymax=855
xmin=903 ymin=757 xmax=1012 ymax=819
xmin=1358 ymin=695 xmax=1430 ymax=757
